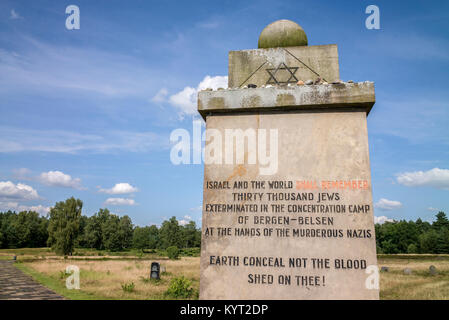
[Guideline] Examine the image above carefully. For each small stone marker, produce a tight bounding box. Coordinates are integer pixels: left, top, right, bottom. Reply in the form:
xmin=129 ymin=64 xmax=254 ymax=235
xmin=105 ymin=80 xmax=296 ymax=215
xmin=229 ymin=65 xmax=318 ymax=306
xmin=429 ymin=265 xmax=438 ymax=276
xmin=150 ymin=262 xmax=160 ymax=280
xmin=380 ymin=266 xmax=389 ymax=272
xmin=403 ymin=268 xmax=413 ymax=275
xmin=199 ymin=19 xmax=378 ymax=300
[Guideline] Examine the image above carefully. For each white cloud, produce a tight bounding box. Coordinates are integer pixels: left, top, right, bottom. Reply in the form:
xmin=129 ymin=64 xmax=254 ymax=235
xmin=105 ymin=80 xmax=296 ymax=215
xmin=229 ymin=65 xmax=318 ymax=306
xmin=169 ymin=75 xmax=228 ymax=116
xmin=0 ymin=126 xmax=167 ymax=154
xmin=10 ymin=9 xmax=22 ymax=20
xmin=374 ymin=198 xmax=403 ymax=211
xmin=0 ymin=36 xmax=165 ymax=98
xmin=427 ymin=207 xmax=440 ymax=212
xmin=12 ymin=168 xmax=32 ymax=180
xmin=39 ymin=171 xmax=83 ymax=189
xmin=104 ymin=198 xmax=136 ymax=206
xmin=190 ymin=205 xmax=202 ymax=212
xmin=178 ymin=215 xmax=193 ymax=226
xmin=152 ymin=88 xmax=168 ymax=103
xmin=374 ymin=216 xmax=394 ymax=224
xmin=99 ymin=183 xmax=138 ymax=194
xmin=0 ymin=202 xmax=50 ymax=215
xmin=0 ymin=181 xmax=39 ymax=200
xmin=24 ymin=204 xmax=50 ymax=215
xmin=197 ymin=75 xmax=228 ymax=91
xmin=169 ymin=86 xmax=197 ymax=115
xmin=396 ymin=168 xmax=449 ymax=190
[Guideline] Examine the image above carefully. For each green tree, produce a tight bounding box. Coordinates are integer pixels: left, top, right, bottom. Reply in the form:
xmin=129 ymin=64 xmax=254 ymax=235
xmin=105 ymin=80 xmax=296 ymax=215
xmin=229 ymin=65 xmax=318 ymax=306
xmin=375 ymin=220 xmax=420 ymax=253
xmin=118 ymin=215 xmax=133 ymax=249
xmin=76 ymin=215 xmax=89 ymax=248
xmin=47 ymin=198 xmax=82 ymax=255
xmin=159 ymin=217 xmax=182 ymax=249
xmin=436 ymin=228 xmax=449 ymax=254
xmin=407 ymin=243 xmax=418 ymax=254
xmin=84 ymin=209 xmax=111 ymax=249
xmin=166 ymin=245 xmax=179 ymax=260
xmin=133 ymin=226 xmax=150 ymax=250
xmin=12 ymin=211 xmax=46 ymax=247
xmin=181 ymin=221 xmax=201 ymax=248
xmin=415 ymin=218 xmax=432 ymax=234
xmin=148 ymin=225 xmax=160 ymax=249
xmin=0 ymin=211 xmax=16 ymax=248
xmin=419 ymin=230 xmax=439 ymax=254
xmin=433 ymin=211 xmax=449 ymax=231
xmin=101 ymin=214 xmax=121 ymax=251
xmin=37 ymin=215 xmax=49 ymax=247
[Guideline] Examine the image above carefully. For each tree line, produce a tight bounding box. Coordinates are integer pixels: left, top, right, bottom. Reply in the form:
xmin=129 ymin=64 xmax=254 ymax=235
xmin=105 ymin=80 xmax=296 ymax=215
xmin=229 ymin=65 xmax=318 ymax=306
xmin=1 ymin=197 xmax=448 ymax=255
xmin=0 ymin=197 xmax=201 ymax=255
xmin=376 ymin=211 xmax=449 ymax=254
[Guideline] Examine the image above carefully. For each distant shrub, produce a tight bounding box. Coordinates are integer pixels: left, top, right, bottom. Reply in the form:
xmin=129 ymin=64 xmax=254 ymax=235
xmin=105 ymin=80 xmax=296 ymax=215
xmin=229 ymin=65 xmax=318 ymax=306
xmin=165 ymin=276 xmax=193 ymax=299
xmin=121 ymin=282 xmax=135 ymax=292
xmin=140 ymin=276 xmax=151 ymax=283
xmin=140 ymin=276 xmax=161 ymax=285
xmin=166 ymin=246 xmax=179 ymax=260
xmin=180 ymin=247 xmax=200 ymax=257
xmin=407 ymin=243 xmax=419 ymax=254
xmin=59 ymin=270 xmax=67 ymax=279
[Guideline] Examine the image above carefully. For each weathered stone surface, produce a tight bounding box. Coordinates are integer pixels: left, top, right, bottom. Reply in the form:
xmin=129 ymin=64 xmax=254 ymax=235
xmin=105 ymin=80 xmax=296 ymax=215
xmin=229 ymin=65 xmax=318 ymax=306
xmin=228 ymin=44 xmax=340 ymax=88
xmin=258 ymin=20 xmax=308 ymax=48
xmin=198 ymin=82 xmax=375 ymax=119
xmin=200 ymin=110 xmax=379 ymax=300
xmin=200 ymin=18 xmax=377 ymax=300
xmin=429 ymin=265 xmax=438 ymax=275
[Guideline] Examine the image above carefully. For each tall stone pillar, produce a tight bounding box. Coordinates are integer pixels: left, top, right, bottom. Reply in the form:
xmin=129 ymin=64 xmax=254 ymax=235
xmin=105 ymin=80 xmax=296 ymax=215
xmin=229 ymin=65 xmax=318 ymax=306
xmin=198 ymin=20 xmax=379 ymax=300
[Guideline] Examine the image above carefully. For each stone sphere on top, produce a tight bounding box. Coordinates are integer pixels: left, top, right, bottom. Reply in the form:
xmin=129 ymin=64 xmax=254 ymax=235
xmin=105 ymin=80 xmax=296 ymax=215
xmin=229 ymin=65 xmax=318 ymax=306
xmin=258 ymin=19 xmax=308 ymax=48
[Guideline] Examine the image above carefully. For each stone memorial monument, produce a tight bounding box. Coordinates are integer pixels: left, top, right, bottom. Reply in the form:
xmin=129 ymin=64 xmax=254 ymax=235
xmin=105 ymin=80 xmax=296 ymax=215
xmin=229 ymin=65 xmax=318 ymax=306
xmin=198 ymin=19 xmax=379 ymax=300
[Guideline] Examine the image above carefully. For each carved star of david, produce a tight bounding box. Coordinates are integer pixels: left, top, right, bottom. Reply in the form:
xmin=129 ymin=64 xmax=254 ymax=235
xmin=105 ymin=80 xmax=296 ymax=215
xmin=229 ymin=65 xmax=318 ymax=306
xmin=265 ymin=63 xmax=299 ymax=85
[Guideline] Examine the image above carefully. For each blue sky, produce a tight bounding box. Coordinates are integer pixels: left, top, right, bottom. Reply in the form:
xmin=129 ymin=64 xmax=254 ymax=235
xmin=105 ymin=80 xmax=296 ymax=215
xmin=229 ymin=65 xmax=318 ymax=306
xmin=0 ymin=0 xmax=448 ymax=226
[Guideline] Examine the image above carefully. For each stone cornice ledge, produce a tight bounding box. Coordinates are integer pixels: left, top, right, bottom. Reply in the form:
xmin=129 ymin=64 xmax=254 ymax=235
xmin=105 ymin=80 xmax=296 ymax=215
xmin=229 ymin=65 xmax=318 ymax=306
xmin=198 ymin=81 xmax=375 ymax=120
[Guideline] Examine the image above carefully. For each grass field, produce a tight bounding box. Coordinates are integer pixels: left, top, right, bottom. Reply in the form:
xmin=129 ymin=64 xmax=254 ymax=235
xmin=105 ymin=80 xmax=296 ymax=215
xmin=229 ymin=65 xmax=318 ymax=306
xmin=1 ymin=249 xmax=449 ymax=300
xmin=0 ymin=248 xmax=199 ymax=300
xmin=378 ymin=254 xmax=449 ymax=300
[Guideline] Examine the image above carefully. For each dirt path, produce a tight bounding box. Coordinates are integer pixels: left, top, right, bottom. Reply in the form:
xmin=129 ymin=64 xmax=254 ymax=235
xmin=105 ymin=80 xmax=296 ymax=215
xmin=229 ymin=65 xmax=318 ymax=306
xmin=0 ymin=260 xmax=64 ymax=300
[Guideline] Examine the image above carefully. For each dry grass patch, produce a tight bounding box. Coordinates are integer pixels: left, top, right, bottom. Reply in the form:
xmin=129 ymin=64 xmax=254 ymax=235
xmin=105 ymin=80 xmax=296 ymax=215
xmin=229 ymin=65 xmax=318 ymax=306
xmin=16 ymin=252 xmax=449 ymax=300
xmin=23 ymin=257 xmax=200 ymax=300
xmin=378 ymin=255 xmax=449 ymax=300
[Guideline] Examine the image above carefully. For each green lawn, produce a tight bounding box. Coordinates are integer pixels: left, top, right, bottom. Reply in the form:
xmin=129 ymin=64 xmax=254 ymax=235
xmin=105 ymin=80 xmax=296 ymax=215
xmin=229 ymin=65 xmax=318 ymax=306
xmin=14 ymin=262 xmax=110 ymax=300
